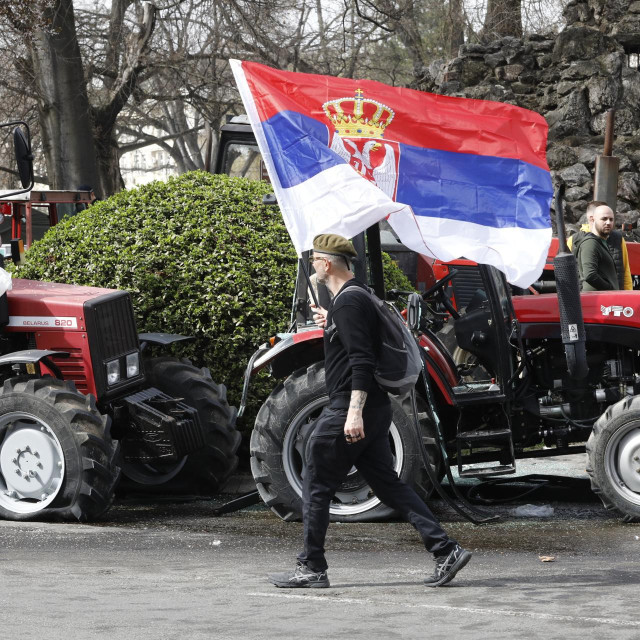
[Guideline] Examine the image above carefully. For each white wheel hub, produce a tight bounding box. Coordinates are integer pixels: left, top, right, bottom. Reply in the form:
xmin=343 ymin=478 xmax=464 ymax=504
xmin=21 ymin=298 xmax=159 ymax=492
xmin=0 ymin=415 xmax=65 ymax=514
xmin=616 ymin=429 xmax=640 ymax=493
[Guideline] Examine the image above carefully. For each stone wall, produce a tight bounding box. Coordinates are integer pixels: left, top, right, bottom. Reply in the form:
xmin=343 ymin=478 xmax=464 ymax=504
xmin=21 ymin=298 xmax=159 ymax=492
xmin=421 ymin=0 xmax=640 ymax=231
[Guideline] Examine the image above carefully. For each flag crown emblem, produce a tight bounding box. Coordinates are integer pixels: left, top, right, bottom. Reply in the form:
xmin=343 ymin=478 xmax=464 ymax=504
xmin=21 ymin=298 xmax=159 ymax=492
xmin=322 ymin=88 xmax=394 ymax=139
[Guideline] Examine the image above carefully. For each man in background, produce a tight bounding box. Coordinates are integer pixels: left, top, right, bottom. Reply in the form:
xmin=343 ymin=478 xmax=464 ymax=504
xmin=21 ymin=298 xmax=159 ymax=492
xmin=569 ymin=201 xmax=631 ymax=291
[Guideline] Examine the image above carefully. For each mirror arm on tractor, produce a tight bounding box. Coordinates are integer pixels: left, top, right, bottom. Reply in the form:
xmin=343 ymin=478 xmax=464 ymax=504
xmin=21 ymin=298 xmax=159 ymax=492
xmin=0 ymin=121 xmax=34 ymax=199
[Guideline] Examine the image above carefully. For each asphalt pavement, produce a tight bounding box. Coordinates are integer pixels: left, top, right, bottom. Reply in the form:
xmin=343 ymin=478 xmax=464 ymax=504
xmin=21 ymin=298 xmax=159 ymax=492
xmin=1 ymin=456 xmax=639 ymax=640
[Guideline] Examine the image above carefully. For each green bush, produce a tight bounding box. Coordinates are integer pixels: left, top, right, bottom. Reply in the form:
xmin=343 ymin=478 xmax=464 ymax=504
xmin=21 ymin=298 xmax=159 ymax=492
xmin=14 ymin=171 xmax=414 ymax=429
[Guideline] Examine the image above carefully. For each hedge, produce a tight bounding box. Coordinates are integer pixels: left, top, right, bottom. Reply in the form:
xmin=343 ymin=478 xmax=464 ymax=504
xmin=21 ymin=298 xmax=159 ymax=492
xmin=14 ymin=171 xmax=414 ymax=429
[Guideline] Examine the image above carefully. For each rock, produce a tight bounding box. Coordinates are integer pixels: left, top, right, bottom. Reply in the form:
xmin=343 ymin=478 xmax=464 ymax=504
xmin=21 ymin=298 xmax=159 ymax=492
xmin=458 ymin=59 xmax=491 ymax=85
xmin=460 ymin=43 xmax=495 ymax=55
xmin=503 ymin=63 xmax=525 ymax=81
xmin=536 ymin=53 xmax=553 ymax=68
xmin=616 ymin=201 xmax=632 ymax=214
xmin=618 ymin=174 xmax=640 ymax=201
xmin=560 ymin=60 xmax=601 ymax=80
xmin=587 ymin=75 xmax=622 ymax=112
xmin=565 ymin=184 xmax=591 ymax=201
xmin=565 ymin=201 xmax=590 ymax=223
xmin=547 ymin=144 xmax=579 ymax=169
xmin=553 ymin=27 xmax=621 ymax=63
xmin=484 ymin=52 xmax=505 ymax=68
xmin=556 ymin=81 xmax=575 ymax=96
xmin=618 ymin=154 xmax=633 ymax=171
xmin=511 ymin=82 xmax=534 ymax=94
xmin=548 ymin=90 xmax=592 ymax=139
xmin=559 ymin=162 xmax=592 ymax=186
xmin=575 ymin=145 xmax=601 ymax=169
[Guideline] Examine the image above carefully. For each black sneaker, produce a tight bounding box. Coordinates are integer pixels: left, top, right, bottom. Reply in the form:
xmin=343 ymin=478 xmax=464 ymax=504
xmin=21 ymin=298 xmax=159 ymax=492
xmin=424 ymin=544 xmax=472 ymax=587
xmin=268 ymin=562 xmax=330 ymax=588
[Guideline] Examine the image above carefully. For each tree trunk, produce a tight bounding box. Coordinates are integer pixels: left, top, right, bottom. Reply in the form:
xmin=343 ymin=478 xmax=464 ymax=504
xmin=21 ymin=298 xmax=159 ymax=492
xmin=29 ymin=0 xmax=102 ymax=195
xmin=448 ymin=0 xmax=465 ymax=58
xmin=483 ymin=0 xmax=522 ymax=40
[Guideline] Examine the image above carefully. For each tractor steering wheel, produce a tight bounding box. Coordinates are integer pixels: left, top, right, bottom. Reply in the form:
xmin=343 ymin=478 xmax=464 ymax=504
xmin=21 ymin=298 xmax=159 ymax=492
xmin=422 ymin=270 xmax=460 ymax=320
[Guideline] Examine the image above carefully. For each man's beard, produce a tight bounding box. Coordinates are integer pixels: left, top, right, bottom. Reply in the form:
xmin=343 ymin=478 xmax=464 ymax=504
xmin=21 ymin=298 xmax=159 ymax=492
xmin=316 ymin=273 xmax=327 ymax=285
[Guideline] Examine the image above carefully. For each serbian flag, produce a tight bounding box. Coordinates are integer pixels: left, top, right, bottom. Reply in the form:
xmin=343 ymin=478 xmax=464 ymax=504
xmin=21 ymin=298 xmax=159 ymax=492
xmin=231 ymin=59 xmax=552 ymax=288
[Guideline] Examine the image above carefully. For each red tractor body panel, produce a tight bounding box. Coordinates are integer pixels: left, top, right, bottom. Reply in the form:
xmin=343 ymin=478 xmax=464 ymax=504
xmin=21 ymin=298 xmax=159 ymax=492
xmin=513 ymin=290 xmax=640 ymax=328
xmin=4 ymin=279 xmax=122 ymax=396
xmin=5 ymin=278 xmax=114 ymax=321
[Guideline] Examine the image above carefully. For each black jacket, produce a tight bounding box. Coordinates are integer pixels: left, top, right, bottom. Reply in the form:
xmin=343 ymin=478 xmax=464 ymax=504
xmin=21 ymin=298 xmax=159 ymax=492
xmin=324 ymin=279 xmax=389 ymax=409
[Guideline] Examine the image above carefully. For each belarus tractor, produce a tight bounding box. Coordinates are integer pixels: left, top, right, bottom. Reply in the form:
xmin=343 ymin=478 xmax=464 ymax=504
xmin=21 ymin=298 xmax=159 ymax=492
xmin=0 ymin=121 xmax=240 ymax=521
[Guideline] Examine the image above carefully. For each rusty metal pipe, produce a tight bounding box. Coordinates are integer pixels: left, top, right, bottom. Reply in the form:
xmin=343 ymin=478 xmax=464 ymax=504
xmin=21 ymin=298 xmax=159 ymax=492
xmin=603 ymin=109 xmax=615 ymax=157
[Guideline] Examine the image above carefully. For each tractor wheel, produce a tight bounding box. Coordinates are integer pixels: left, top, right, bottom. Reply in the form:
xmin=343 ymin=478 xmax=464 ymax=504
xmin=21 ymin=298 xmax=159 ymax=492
xmin=586 ymin=396 xmax=640 ymax=522
xmin=122 ymin=357 xmax=240 ymax=494
xmin=250 ymin=362 xmax=428 ymax=523
xmin=400 ymin=393 xmax=444 ymax=492
xmin=0 ymin=377 xmax=120 ymax=521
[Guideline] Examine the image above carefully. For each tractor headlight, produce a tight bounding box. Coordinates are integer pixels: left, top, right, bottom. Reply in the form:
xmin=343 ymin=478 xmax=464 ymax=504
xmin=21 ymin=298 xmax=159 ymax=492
xmin=126 ymin=352 xmax=140 ymax=378
xmin=106 ymin=359 xmax=121 ymax=386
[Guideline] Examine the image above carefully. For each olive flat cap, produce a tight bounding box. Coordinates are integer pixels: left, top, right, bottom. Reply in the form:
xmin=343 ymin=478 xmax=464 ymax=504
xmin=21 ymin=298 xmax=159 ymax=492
xmin=313 ymin=233 xmax=358 ymax=259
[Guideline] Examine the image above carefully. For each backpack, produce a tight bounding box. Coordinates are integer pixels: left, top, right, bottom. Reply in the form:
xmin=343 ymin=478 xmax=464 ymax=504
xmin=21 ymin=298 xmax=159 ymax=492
xmin=328 ymin=285 xmax=422 ymax=395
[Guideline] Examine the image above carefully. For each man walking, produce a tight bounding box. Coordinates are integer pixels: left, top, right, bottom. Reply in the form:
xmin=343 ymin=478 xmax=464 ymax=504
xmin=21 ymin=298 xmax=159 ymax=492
xmin=571 ymin=202 xmax=622 ymax=291
xmin=268 ymin=233 xmax=471 ymax=590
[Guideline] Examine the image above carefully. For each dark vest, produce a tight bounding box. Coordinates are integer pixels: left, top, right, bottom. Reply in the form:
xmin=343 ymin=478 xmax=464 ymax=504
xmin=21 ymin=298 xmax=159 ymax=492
xmin=572 ymin=229 xmax=624 ymax=289
xmin=607 ymin=231 xmax=624 ymax=290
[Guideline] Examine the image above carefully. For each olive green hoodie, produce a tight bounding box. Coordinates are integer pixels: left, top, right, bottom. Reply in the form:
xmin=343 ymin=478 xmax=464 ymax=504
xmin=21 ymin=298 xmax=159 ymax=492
xmin=572 ymin=231 xmax=619 ymax=291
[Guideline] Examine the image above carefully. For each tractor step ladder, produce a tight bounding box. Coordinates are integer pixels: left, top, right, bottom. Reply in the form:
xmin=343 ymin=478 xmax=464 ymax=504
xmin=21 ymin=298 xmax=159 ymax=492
xmin=456 ymin=427 xmax=516 ymax=478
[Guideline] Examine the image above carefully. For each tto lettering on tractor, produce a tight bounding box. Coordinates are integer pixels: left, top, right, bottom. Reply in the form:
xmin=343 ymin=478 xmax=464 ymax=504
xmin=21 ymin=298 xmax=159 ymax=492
xmin=0 ymin=122 xmax=240 ymax=521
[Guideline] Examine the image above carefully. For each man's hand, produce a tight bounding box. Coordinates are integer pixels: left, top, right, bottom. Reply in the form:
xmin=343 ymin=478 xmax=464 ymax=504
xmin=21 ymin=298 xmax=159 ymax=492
xmin=344 ymin=390 xmax=367 ymax=444
xmin=310 ymin=304 xmax=328 ymax=328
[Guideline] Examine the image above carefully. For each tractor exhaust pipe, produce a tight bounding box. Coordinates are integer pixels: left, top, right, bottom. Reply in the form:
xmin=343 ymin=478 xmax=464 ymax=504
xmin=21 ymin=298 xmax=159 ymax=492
xmin=553 ymin=184 xmax=588 ymax=380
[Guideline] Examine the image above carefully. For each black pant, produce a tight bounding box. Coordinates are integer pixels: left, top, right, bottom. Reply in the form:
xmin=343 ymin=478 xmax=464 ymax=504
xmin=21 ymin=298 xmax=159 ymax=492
xmin=297 ymin=403 xmax=455 ymax=572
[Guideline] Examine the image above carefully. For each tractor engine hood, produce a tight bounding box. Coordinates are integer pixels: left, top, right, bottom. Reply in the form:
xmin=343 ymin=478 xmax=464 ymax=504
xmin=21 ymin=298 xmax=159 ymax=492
xmin=513 ymin=290 xmax=640 ymax=328
xmin=5 ymin=278 xmax=119 ymax=331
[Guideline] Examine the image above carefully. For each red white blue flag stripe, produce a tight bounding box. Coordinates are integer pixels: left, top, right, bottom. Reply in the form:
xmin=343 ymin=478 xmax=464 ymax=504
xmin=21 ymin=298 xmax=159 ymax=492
xmin=231 ymin=59 xmax=552 ymax=288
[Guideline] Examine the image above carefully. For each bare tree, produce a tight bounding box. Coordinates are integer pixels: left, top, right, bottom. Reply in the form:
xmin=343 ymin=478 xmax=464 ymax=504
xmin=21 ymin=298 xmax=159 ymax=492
xmin=482 ymin=0 xmax=522 ymax=39
xmin=4 ymin=0 xmax=157 ymax=196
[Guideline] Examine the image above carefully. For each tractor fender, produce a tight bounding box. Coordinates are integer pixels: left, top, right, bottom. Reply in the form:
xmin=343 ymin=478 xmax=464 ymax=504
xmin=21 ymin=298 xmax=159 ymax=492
xmin=418 ymin=333 xmax=457 ymax=406
xmin=0 ymin=349 xmax=69 ymax=379
xmin=238 ymin=329 xmax=324 ymax=417
xmin=138 ymin=332 xmax=193 ymax=350
xmin=251 ymin=330 xmax=324 ymax=379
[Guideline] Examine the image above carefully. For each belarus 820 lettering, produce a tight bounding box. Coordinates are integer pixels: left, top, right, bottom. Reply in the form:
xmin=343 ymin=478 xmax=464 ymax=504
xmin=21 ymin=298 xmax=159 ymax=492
xmin=0 ymin=121 xmax=240 ymax=520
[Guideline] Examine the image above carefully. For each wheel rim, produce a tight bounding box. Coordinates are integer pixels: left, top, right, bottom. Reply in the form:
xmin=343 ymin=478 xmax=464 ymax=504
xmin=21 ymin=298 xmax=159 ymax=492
xmin=282 ymin=396 xmax=404 ymax=517
xmin=0 ymin=412 xmax=65 ymax=514
xmin=122 ymin=456 xmax=188 ymax=486
xmin=604 ymin=422 xmax=640 ymax=506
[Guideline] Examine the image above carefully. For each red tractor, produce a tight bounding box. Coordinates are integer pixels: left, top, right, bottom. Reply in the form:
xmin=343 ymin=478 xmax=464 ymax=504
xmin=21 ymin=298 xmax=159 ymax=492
xmin=217 ymin=116 xmax=640 ymax=524
xmin=0 ymin=121 xmax=240 ymax=520
xmin=241 ymin=212 xmax=640 ymax=524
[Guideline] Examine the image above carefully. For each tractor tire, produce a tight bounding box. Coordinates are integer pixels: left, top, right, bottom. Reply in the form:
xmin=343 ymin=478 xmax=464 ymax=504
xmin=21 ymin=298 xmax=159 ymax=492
xmin=0 ymin=377 xmax=120 ymax=521
xmin=250 ymin=362 xmax=428 ymax=523
xmin=122 ymin=357 xmax=240 ymax=494
xmin=586 ymin=396 xmax=640 ymax=523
